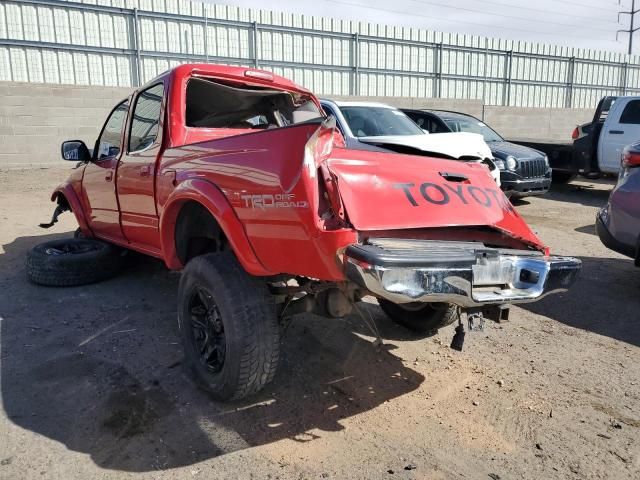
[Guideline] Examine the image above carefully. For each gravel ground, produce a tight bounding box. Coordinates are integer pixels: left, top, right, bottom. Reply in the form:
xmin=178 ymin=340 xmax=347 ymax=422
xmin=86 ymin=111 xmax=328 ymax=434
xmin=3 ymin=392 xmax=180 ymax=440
xmin=0 ymin=167 xmax=638 ymax=480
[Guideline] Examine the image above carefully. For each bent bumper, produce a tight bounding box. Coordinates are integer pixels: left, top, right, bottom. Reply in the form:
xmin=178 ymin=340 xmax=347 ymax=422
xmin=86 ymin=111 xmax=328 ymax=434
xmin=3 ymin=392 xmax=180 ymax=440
xmin=344 ymin=239 xmax=581 ymax=308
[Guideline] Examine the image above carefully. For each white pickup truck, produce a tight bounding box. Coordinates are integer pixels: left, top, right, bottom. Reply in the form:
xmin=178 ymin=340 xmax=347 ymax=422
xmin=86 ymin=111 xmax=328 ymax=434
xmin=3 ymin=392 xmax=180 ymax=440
xmin=573 ymin=96 xmax=640 ymax=178
xmin=513 ymin=96 xmax=640 ymax=183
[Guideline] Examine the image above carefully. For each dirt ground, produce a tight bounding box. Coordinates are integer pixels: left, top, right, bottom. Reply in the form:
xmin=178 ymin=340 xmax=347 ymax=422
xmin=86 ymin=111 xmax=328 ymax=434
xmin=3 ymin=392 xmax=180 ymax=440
xmin=0 ymin=167 xmax=639 ymax=480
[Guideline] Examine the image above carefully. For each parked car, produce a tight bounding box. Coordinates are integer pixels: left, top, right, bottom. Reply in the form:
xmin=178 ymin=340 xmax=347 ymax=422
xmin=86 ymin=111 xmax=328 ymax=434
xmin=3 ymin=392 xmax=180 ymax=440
xmin=30 ymin=64 xmax=581 ymax=401
xmin=402 ymin=109 xmax=551 ymax=197
xmin=596 ymin=141 xmax=640 ymax=265
xmin=320 ymin=100 xmax=501 ymax=185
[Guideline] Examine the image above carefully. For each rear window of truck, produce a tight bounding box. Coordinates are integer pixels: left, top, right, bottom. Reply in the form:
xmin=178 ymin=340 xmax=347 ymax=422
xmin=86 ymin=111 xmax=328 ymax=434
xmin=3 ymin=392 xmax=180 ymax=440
xmin=185 ymin=78 xmax=322 ymax=130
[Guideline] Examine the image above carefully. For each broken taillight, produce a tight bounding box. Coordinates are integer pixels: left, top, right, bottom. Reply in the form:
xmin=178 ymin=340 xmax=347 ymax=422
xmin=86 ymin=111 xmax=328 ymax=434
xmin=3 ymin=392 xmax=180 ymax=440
xmin=302 ymin=117 xmax=349 ymax=228
xmin=318 ymin=164 xmax=346 ymax=225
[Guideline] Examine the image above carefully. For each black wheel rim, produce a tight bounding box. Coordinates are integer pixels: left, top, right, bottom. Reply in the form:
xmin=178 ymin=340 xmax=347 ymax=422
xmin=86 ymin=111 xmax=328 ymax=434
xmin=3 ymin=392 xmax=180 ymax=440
xmin=44 ymin=241 xmax=99 ymax=256
xmin=188 ymin=287 xmax=226 ymax=373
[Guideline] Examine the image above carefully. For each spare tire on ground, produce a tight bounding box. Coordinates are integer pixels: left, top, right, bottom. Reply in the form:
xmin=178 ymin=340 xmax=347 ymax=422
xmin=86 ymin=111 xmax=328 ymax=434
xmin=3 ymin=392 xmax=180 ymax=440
xmin=26 ymin=238 xmax=126 ymax=287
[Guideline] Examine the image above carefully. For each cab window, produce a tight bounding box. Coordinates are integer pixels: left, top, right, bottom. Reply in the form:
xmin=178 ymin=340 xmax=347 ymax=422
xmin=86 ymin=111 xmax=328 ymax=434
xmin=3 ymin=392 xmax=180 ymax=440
xmin=96 ymin=100 xmax=129 ymax=159
xmin=129 ymin=83 xmax=164 ymax=152
xmin=619 ymin=100 xmax=640 ymax=124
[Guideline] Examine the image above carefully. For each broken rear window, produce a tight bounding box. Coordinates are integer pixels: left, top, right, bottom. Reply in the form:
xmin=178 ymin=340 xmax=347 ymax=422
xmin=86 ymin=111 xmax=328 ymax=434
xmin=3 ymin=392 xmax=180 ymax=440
xmin=185 ymin=77 xmax=322 ymax=130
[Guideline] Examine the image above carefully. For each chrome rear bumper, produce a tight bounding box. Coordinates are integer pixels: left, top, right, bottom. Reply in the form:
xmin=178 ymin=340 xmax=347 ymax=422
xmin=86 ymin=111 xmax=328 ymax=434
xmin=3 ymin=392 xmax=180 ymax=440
xmin=344 ymin=239 xmax=581 ymax=308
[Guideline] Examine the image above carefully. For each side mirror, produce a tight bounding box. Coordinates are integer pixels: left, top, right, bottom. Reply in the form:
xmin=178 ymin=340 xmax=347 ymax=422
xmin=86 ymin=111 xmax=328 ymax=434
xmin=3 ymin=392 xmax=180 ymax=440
xmin=61 ymin=140 xmax=91 ymax=162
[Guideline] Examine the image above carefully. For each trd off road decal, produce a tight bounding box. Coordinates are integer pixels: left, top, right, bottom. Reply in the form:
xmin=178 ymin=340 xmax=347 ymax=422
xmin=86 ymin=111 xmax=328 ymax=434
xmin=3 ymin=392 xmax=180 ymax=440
xmin=394 ymin=182 xmax=515 ymax=212
xmin=241 ymin=193 xmax=309 ymax=209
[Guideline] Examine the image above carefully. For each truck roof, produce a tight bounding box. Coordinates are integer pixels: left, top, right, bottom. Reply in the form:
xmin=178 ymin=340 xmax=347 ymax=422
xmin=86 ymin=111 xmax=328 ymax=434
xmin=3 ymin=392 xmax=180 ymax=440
xmin=144 ymin=63 xmax=312 ymax=96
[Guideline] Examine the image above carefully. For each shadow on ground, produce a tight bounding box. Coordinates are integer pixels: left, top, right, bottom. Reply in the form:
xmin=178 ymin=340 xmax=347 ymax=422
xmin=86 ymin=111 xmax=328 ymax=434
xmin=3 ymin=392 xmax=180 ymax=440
xmin=0 ymin=233 xmax=423 ymax=472
xmin=544 ymin=182 xmax=613 ymax=208
xmin=575 ymin=224 xmax=597 ymax=236
xmin=521 ymin=255 xmax=640 ymax=347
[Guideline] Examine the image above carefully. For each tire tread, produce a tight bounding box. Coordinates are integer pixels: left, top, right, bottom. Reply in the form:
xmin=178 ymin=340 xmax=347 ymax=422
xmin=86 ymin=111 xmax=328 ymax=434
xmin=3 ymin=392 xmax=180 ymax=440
xmin=179 ymin=252 xmax=279 ymax=401
xmin=26 ymin=238 xmax=125 ymax=287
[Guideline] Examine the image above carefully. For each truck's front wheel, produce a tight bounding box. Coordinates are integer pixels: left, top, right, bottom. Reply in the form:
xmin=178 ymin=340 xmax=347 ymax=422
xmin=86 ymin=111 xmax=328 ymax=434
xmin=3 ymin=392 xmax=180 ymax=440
xmin=379 ymin=299 xmax=458 ymax=334
xmin=178 ymin=252 xmax=280 ymax=401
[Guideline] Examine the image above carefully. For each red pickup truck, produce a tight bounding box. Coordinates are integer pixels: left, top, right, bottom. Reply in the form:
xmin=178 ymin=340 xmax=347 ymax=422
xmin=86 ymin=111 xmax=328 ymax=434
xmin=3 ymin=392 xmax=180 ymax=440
xmin=30 ymin=64 xmax=581 ymax=400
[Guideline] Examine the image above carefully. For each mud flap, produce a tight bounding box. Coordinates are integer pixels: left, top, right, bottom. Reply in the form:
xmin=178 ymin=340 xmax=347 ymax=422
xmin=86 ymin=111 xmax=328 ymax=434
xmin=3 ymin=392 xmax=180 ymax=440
xmin=39 ymin=204 xmax=67 ymax=229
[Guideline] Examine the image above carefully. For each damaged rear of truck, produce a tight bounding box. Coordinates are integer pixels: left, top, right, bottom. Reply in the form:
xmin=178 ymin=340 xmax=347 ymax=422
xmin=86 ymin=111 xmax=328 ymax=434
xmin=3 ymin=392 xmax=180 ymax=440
xmin=177 ymin=117 xmax=581 ymax=308
xmin=44 ymin=64 xmax=581 ymax=400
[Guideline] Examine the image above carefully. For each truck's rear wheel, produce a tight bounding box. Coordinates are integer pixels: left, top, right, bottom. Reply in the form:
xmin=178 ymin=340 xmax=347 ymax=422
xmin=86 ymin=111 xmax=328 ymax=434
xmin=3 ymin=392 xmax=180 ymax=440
xmin=379 ymin=299 xmax=458 ymax=334
xmin=178 ymin=252 xmax=280 ymax=401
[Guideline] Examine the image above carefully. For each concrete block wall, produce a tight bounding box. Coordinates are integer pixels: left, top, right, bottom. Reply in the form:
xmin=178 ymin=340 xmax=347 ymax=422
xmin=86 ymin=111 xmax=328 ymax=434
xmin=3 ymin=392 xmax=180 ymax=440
xmin=333 ymin=95 xmax=592 ymax=142
xmin=1 ymin=82 xmax=597 ymax=168
xmin=483 ymin=106 xmax=593 ymax=142
xmin=0 ymin=82 xmax=132 ymax=168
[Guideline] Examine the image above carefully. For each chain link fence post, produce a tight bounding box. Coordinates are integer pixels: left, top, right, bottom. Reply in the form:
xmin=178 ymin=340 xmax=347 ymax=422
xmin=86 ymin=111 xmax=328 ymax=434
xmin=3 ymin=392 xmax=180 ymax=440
xmin=565 ymin=57 xmax=575 ymax=108
xmin=503 ymin=50 xmax=513 ymax=106
xmin=251 ymin=21 xmax=259 ymax=68
xmin=435 ymin=42 xmax=443 ymax=98
xmin=132 ymin=8 xmax=142 ymax=87
xmin=352 ymin=32 xmax=359 ymax=96
xmin=620 ymin=62 xmax=629 ymax=95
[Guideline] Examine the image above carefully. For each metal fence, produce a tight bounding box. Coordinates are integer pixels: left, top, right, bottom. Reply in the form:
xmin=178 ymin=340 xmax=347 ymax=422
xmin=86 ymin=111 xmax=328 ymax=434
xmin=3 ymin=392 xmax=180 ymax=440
xmin=1 ymin=0 xmax=640 ymax=108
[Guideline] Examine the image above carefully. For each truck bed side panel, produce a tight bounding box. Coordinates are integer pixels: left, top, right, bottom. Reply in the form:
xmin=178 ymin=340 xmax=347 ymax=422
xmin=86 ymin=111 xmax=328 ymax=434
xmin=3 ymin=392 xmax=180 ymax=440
xmin=159 ymin=123 xmax=357 ymax=280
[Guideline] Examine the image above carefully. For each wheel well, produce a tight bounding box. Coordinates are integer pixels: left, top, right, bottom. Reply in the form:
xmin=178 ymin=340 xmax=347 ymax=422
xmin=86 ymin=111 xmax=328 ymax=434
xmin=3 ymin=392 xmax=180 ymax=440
xmin=175 ymin=201 xmax=228 ymax=264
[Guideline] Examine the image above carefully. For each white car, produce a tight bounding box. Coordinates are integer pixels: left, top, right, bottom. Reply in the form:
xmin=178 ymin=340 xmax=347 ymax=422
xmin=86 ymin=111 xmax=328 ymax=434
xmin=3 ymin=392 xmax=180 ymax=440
xmin=320 ymin=100 xmax=500 ymax=185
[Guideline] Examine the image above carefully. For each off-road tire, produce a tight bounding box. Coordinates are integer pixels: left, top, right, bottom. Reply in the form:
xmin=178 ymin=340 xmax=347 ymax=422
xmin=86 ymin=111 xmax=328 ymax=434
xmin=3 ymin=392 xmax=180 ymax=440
xmin=26 ymin=238 xmax=125 ymax=287
xmin=178 ymin=252 xmax=280 ymax=401
xmin=379 ymin=299 xmax=458 ymax=334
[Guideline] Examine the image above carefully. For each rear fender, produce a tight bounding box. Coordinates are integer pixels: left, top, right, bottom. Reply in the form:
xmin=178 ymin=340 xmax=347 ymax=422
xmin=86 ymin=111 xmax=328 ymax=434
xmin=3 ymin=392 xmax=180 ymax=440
xmin=159 ymin=178 xmax=272 ymax=275
xmin=51 ymin=183 xmax=92 ymax=237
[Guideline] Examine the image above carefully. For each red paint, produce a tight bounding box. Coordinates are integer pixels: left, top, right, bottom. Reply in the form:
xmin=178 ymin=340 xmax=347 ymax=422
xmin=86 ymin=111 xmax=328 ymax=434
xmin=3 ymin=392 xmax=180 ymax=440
xmin=52 ymin=63 xmax=547 ymax=282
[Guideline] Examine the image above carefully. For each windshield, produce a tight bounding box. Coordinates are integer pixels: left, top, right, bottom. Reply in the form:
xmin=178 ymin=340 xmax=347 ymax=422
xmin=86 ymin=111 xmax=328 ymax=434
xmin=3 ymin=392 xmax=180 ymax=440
xmin=443 ymin=117 xmax=503 ymax=143
xmin=341 ymin=106 xmax=424 ymax=137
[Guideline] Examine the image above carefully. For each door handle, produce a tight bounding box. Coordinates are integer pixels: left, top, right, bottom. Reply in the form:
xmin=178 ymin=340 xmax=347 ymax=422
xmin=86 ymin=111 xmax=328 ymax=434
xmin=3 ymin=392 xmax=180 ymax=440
xmin=609 ymin=130 xmax=625 ymax=135
xmin=140 ymin=165 xmax=151 ymax=177
xmin=105 ymin=170 xmax=113 ymax=181
xmin=439 ymin=171 xmax=469 ymax=182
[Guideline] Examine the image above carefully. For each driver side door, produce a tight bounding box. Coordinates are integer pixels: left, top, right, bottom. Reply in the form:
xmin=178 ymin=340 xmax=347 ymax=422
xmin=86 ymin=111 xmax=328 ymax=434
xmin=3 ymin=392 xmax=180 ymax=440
xmin=82 ymin=99 xmax=129 ymax=243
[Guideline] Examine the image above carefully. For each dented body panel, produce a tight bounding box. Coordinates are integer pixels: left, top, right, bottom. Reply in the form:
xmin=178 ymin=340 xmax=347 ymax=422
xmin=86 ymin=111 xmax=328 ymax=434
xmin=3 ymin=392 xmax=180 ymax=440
xmin=324 ymin=149 xmax=541 ymax=249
